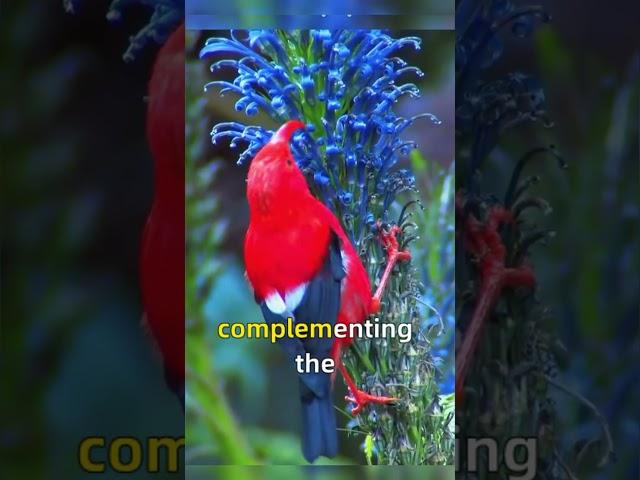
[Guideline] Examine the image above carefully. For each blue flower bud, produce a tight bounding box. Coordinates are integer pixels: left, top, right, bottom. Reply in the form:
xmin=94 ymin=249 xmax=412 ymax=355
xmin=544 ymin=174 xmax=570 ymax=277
xmin=313 ymin=171 xmax=330 ymax=186
xmin=339 ymin=191 xmax=353 ymax=205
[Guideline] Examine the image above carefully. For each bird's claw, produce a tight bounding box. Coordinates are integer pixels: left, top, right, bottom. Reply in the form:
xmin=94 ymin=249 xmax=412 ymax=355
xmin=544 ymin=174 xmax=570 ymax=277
xmin=370 ymin=222 xmax=412 ymax=314
xmin=344 ymin=390 xmax=398 ymax=416
xmin=377 ymin=222 xmax=411 ymax=263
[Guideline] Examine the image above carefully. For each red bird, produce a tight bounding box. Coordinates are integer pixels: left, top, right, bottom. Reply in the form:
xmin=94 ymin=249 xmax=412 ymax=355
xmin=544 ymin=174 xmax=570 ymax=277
xmin=139 ymin=23 xmax=185 ymax=403
xmin=244 ymin=120 xmax=410 ymax=462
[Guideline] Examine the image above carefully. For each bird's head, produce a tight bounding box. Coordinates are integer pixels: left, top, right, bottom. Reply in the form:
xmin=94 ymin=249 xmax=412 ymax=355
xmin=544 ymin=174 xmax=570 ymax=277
xmin=246 ymin=120 xmax=311 ymax=211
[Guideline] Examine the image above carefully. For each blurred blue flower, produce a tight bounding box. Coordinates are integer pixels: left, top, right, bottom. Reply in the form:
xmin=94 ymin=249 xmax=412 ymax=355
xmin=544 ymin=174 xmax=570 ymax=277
xmin=200 ymin=30 xmax=440 ymax=242
xmin=456 ymin=0 xmax=550 ymax=78
xmin=64 ymin=0 xmax=183 ymax=61
xmin=455 ymin=0 xmax=551 ymax=171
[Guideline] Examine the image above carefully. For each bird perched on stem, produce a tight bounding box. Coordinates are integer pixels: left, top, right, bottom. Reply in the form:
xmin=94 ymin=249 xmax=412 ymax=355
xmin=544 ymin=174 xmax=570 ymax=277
xmin=244 ymin=120 xmax=410 ymax=462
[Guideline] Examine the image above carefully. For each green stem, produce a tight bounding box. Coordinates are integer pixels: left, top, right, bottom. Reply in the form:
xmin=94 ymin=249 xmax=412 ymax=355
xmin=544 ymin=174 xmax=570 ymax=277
xmin=542 ymin=374 xmax=614 ymax=468
xmin=186 ymin=323 xmax=256 ymax=467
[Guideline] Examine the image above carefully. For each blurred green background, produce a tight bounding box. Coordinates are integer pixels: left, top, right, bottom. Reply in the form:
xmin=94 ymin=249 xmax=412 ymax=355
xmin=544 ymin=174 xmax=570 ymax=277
xmin=185 ymin=29 xmax=455 ymax=466
xmin=187 ymin=465 xmax=454 ymax=479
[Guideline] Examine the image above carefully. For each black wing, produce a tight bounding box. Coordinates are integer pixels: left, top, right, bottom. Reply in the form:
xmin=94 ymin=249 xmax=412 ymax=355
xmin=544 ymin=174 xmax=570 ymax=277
xmin=259 ymin=232 xmax=344 ymax=461
xmin=259 ymin=231 xmax=345 ymax=397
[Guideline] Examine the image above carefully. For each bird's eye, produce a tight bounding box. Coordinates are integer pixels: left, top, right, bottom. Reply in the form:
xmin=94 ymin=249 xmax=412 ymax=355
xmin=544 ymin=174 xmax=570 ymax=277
xmin=286 ymin=160 xmax=293 ymax=166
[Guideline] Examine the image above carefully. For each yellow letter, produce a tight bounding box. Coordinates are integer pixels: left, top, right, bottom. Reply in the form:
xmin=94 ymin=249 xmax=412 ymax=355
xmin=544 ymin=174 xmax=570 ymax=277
xmin=272 ymin=323 xmax=285 ymax=342
xmin=295 ymin=322 xmax=308 ymax=338
xmin=231 ymin=323 xmax=245 ymax=338
xmin=310 ymin=323 xmax=331 ymax=338
xmin=218 ymin=323 xmax=230 ymax=339
xmin=247 ymin=322 xmax=268 ymax=339
xmin=78 ymin=437 xmax=105 ymax=473
xmin=148 ymin=437 xmax=185 ymax=473
xmin=287 ymin=316 xmax=295 ymax=338
xmin=109 ymin=437 xmax=142 ymax=473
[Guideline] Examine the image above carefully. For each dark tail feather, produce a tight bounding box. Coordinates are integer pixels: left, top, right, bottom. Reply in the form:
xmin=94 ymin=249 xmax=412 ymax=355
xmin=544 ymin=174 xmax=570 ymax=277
xmin=301 ymin=392 xmax=337 ymax=462
xmin=164 ymin=365 xmax=185 ymax=411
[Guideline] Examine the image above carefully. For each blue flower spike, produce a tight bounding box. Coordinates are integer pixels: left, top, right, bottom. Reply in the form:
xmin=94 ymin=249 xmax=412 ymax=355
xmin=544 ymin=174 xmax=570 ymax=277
xmin=201 ymin=30 xmax=440 ymax=243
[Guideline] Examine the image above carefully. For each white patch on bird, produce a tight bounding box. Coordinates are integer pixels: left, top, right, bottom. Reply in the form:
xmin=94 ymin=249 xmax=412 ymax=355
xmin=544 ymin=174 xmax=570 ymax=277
xmin=341 ymin=249 xmax=350 ymax=273
xmin=265 ymin=291 xmax=287 ymax=315
xmin=340 ymin=249 xmax=349 ymax=293
xmin=284 ymin=283 xmax=307 ymax=312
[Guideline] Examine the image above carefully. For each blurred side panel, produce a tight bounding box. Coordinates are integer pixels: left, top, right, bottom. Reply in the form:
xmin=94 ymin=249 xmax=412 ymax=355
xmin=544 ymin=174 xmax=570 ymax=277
xmin=0 ymin=2 xmax=185 ymax=478
xmin=186 ymin=0 xmax=454 ymax=29
xmin=455 ymin=1 xmax=638 ymax=479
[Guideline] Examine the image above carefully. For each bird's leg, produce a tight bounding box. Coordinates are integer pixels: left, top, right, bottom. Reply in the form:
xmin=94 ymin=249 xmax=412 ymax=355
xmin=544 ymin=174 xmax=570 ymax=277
xmin=370 ymin=223 xmax=411 ymax=313
xmin=331 ymin=343 xmax=397 ymax=415
xmin=338 ymin=357 xmax=398 ymax=416
xmin=455 ymin=205 xmax=536 ymax=402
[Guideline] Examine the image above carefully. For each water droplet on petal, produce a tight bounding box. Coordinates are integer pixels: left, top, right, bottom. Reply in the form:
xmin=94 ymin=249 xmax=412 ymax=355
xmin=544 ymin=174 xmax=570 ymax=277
xmin=423 ymin=113 xmax=442 ymax=125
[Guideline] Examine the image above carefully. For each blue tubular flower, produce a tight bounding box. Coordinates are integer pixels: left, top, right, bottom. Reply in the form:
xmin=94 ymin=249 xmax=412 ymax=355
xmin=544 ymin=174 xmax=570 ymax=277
xmin=64 ymin=0 xmax=183 ymax=61
xmin=455 ymin=0 xmax=551 ymax=171
xmin=200 ymin=30 xmax=440 ymax=244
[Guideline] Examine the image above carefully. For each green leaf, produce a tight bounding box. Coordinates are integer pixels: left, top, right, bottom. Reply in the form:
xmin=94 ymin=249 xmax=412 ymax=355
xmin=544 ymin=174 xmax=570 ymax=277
xmin=410 ymin=149 xmax=427 ymax=173
xmin=364 ymin=433 xmax=374 ymax=465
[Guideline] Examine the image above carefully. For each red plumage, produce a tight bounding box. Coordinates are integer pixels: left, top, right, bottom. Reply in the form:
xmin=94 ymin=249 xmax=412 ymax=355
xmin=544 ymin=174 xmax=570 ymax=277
xmin=244 ymin=120 xmax=372 ymax=342
xmin=244 ymin=120 xmax=404 ymax=461
xmin=139 ymin=23 xmax=185 ymax=397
